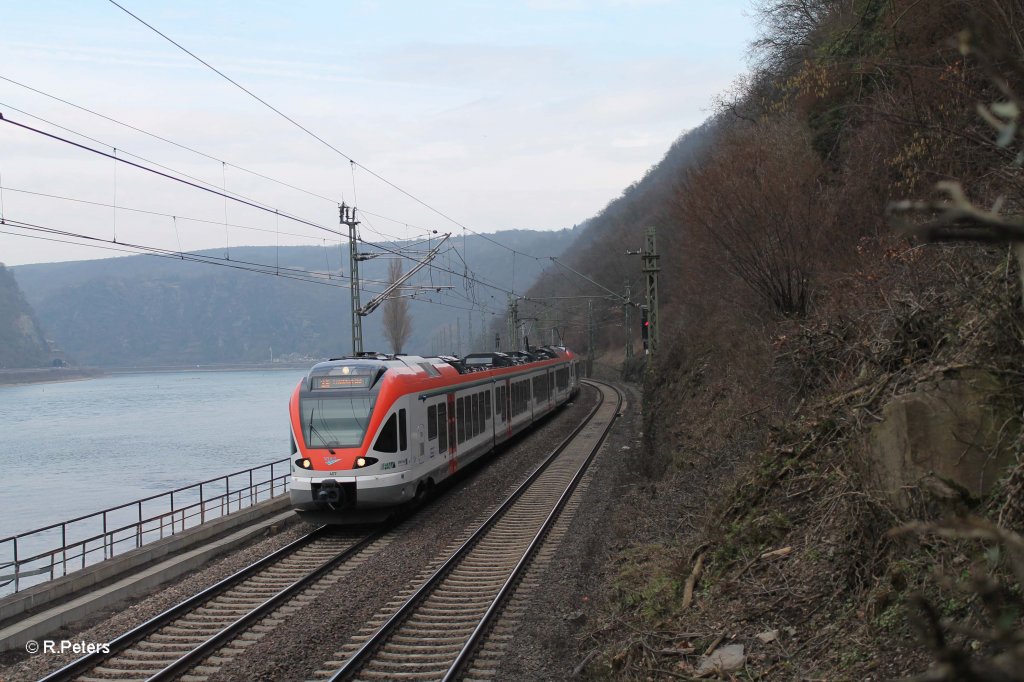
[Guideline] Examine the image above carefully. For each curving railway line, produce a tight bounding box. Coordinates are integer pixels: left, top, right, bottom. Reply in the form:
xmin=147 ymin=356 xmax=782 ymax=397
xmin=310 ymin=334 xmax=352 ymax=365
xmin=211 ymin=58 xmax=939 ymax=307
xmin=38 ymin=526 xmax=392 ymax=682
xmin=317 ymin=379 xmax=621 ymax=681
xmin=30 ymin=379 xmax=620 ymax=682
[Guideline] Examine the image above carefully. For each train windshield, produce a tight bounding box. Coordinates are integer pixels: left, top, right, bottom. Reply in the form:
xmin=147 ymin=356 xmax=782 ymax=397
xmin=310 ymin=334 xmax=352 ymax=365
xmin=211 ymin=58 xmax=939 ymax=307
xmin=300 ymin=396 xmax=374 ymax=449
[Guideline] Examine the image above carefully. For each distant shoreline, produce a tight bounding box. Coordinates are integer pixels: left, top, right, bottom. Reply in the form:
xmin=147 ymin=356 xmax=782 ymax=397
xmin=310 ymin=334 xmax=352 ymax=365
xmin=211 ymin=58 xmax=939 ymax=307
xmin=105 ymin=362 xmax=314 ymax=375
xmin=0 ymin=367 xmax=105 ymax=387
xmin=0 ymin=362 xmax=315 ymax=387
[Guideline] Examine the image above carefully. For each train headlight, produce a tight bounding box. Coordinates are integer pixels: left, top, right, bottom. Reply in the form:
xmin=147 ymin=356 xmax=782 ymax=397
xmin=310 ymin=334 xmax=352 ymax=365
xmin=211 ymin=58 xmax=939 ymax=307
xmin=295 ymin=458 xmax=312 ymax=469
xmin=356 ymin=457 xmax=366 ymax=468
xmin=353 ymin=456 xmax=378 ymax=468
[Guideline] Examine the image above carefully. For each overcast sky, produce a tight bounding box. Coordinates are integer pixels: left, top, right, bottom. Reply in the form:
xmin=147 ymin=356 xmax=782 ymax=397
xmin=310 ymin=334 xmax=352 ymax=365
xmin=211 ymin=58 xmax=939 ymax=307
xmin=0 ymin=0 xmax=758 ymax=267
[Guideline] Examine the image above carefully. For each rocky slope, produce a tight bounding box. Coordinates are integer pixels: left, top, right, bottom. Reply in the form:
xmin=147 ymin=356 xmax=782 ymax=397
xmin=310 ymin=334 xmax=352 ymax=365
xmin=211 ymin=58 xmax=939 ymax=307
xmin=0 ymin=263 xmax=51 ymax=368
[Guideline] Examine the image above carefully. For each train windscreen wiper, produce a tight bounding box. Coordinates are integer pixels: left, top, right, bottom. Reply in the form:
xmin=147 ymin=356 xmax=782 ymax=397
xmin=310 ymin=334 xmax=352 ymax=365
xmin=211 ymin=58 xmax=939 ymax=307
xmin=308 ymin=407 xmax=336 ymax=454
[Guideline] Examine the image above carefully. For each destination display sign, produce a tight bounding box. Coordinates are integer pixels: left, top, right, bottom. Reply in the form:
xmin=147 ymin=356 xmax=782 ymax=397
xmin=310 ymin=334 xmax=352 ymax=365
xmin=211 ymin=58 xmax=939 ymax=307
xmin=313 ymin=375 xmax=371 ymax=389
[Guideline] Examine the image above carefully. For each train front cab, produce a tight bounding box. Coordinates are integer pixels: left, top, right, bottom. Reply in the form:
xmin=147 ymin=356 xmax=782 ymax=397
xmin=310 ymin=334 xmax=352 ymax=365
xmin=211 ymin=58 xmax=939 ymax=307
xmin=289 ymin=358 xmax=428 ymax=512
xmin=291 ymin=352 xmax=578 ymax=515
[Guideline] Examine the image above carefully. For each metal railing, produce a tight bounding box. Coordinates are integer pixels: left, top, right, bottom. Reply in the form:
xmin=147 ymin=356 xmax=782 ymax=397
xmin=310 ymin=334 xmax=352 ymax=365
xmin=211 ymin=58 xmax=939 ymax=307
xmin=0 ymin=459 xmax=291 ymax=597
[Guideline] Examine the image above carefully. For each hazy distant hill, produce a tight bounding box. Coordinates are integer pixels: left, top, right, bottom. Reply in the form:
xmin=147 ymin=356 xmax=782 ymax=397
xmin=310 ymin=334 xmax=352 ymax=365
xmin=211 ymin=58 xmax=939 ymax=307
xmin=12 ymin=229 xmax=576 ymax=367
xmin=0 ymin=264 xmax=52 ymax=368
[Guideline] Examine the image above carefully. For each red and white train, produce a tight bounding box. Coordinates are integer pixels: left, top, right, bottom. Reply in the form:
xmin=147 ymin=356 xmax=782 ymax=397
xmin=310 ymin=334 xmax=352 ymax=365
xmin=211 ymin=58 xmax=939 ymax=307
xmin=288 ymin=347 xmax=580 ymax=513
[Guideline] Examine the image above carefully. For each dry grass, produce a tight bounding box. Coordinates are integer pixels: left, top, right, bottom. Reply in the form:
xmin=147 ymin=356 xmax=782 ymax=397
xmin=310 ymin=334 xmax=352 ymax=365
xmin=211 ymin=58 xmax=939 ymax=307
xmin=582 ymin=243 xmax=1024 ymax=680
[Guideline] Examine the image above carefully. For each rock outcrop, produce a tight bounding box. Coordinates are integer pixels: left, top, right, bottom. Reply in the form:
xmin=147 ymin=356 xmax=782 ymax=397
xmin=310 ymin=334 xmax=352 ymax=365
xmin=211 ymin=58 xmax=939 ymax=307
xmin=864 ymin=370 xmax=1015 ymax=505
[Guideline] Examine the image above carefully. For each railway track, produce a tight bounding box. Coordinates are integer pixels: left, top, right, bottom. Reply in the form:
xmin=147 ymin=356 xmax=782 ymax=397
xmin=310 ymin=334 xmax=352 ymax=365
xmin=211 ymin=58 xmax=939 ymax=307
xmin=38 ymin=525 xmax=391 ymax=682
xmin=317 ymin=379 xmax=621 ymax=682
xmin=32 ymin=379 xmax=617 ymax=682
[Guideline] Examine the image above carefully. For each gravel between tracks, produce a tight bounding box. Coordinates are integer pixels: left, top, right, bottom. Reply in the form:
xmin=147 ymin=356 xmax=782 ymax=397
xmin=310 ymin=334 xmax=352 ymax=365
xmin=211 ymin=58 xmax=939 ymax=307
xmin=0 ymin=386 xmax=600 ymax=682
xmin=494 ymin=381 xmax=641 ymax=681
xmin=205 ymin=387 xmax=599 ymax=682
xmin=0 ymin=519 xmax=311 ymax=682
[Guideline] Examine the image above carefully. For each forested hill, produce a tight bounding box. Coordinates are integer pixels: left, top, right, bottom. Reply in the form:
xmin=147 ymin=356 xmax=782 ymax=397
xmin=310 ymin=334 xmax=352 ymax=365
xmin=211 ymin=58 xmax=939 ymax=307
xmin=12 ymin=229 xmax=575 ymax=367
xmin=521 ymin=0 xmax=1024 ymax=679
xmin=0 ymin=263 xmax=51 ymax=368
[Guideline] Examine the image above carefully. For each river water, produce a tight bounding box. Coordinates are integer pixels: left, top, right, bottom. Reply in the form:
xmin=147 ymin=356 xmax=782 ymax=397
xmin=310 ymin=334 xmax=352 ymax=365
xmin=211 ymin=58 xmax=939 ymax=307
xmin=0 ymin=369 xmax=308 ymax=542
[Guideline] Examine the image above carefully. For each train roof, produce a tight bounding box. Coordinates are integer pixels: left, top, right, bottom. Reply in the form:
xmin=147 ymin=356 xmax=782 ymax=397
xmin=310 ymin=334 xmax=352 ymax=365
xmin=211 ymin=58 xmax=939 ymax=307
xmin=308 ymin=347 xmax=573 ymax=384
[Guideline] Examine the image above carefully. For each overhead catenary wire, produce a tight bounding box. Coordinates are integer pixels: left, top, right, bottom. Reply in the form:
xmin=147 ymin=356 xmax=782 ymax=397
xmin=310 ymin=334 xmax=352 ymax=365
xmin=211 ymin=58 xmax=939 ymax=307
xmin=0 ymin=185 xmax=331 ymax=243
xmin=0 ymin=77 xmax=465 ymax=247
xmin=4 ymin=45 xmax=605 ymax=307
xmin=0 ymin=182 xmax=491 ymax=310
xmin=0 ymin=74 xmax=341 ymax=205
xmin=104 ymin=0 xmax=563 ymax=265
xmin=0 ymin=102 xmax=515 ymax=302
xmin=0 ymin=111 xmax=345 ymax=238
xmin=3 ymin=215 xmax=502 ymax=318
xmin=0 ymin=218 xmax=364 ymax=289
xmin=3 ymin=51 xmax=607 ymax=314
xmin=0 ymin=101 xmax=351 ymax=237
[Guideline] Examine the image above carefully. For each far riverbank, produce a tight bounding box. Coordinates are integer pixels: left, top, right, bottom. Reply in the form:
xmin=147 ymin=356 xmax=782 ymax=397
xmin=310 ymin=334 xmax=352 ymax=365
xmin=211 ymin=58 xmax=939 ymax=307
xmin=0 ymin=361 xmax=317 ymax=387
xmin=0 ymin=367 xmax=105 ymax=387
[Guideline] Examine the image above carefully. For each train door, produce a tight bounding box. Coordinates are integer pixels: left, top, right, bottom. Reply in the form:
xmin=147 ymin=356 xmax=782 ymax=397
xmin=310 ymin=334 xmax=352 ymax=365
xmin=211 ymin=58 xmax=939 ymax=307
xmin=547 ymin=369 xmax=553 ymax=411
xmin=446 ymin=392 xmax=458 ymax=474
xmin=532 ymin=372 xmax=540 ymax=419
xmin=505 ymin=379 xmax=512 ymax=437
xmin=488 ymin=384 xmax=495 ymax=448
xmin=414 ymin=417 xmax=425 ymax=467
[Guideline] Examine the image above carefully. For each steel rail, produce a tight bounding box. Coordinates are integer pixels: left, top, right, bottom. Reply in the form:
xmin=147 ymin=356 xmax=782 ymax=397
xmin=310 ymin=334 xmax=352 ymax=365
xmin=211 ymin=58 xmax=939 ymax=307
xmin=442 ymin=380 xmax=621 ymax=680
xmin=37 ymin=524 xmax=382 ymax=682
xmin=326 ymin=379 xmax=616 ymax=681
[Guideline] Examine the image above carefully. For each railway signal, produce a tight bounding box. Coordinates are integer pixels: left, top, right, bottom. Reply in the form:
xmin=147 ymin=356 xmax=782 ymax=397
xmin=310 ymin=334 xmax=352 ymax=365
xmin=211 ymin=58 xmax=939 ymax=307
xmin=626 ymin=226 xmax=660 ymax=359
xmin=640 ymin=305 xmax=649 ymax=350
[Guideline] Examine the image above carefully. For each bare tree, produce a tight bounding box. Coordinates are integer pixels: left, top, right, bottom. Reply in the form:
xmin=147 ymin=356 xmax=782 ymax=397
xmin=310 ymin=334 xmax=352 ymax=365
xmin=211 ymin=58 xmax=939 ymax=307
xmin=383 ymin=258 xmax=412 ymax=354
xmin=675 ymin=117 xmax=831 ymax=317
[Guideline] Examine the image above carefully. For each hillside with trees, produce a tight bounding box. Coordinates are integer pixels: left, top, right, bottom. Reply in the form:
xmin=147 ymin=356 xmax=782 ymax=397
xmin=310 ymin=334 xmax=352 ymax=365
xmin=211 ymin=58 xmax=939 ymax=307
xmin=522 ymin=0 xmax=1024 ymax=679
xmin=12 ymin=229 xmax=574 ymax=367
xmin=0 ymin=263 xmax=51 ymax=368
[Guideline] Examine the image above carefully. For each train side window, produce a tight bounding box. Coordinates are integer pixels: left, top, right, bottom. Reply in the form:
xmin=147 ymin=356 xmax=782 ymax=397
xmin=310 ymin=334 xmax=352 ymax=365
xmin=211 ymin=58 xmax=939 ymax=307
xmin=468 ymin=393 xmax=477 ymax=436
xmin=447 ymin=402 xmax=456 ymax=448
xmin=475 ymin=393 xmax=483 ymax=432
xmin=428 ymin=405 xmax=437 ymax=441
xmin=374 ymin=413 xmax=398 ymax=453
xmin=468 ymin=395 xmax=475 ymax=438
xmin=457 ymin=397 xmax=466 ymax=444
xmin=495 ymin=386 xmax=503 ymax=420
xmin=399 ymin=409 xmax=407 ymax=451
xmin=485 ymin=391 xmax=491 ymax=420
xmin=438 ymin=403 xmax=448 ymax=451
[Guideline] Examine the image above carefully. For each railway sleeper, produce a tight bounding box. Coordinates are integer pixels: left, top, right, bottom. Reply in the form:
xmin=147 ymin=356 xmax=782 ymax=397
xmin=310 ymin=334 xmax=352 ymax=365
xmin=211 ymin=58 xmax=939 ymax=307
xmin=354 ymin=669 xmax=448 ymax=679
xmin=389 ymin=634 xmax=468 ymax=644
xmin=93 ymin=663 xmax=167 ymax=675
xmin=373 ymin=650 xmax=460 ymax=663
